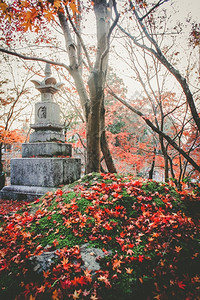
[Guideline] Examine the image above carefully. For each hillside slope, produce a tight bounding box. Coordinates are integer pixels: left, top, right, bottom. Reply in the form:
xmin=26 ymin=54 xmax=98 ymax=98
xmin=0 ymin=173 xmax=199 ymax=299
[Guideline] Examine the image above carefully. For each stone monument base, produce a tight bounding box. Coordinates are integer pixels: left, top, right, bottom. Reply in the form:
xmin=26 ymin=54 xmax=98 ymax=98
xmin=1 ymin=157 xmax=81 ymax=201
xmin=0 ymin=63 xmax=82 ymax=201
xmin=11 ymin=158 xmax=81 ymax=187
xmin=0 ymin=185 xmax=55 ymax=201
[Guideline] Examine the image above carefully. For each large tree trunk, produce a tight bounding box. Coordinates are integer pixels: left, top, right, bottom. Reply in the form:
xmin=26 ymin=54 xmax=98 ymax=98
xmin=58 ymin=1 xmax=118 ymax=174
xmin=86 ymin=0 xmax=116 ymax=173
xmin=100 ymin=100 xmax=117 ymax=173
xmin=87 ymin=72 xmax=104 ymax=173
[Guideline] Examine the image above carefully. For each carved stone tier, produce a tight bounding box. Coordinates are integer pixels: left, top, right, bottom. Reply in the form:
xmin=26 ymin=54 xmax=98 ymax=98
xmin=31 ymin=123 xmax=64 ymax=131
xmin=22 ymin=142 xmax=72 ymax=158
xmin=29 ymin=100 xmax=65 ymax=142
xmin=29 ymin=131 xmax=65 ymax=143
xmin=34 ymin=101 xmax=61 ymax=126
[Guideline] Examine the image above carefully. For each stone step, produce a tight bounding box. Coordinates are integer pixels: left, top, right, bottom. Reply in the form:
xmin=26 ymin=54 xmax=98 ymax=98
xmin=0 ymin=185 xmax=55 ymax=201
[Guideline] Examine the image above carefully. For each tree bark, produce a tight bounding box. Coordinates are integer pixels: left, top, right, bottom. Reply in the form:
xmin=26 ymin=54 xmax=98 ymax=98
xmin=87 ymin=71 xmax=104 ymax=173
xmin=0 ymin=144 xmax=5 ymax=190
xmin=148 ymin=148 xmax=156 ymax=179
xmin=85 ymin=0 xmax=118 ymax=173
xmin=100 ymin=100 xmax=117 ymax=173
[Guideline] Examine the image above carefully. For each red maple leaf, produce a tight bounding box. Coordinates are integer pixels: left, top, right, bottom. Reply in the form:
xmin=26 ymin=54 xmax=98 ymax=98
xmin=138 ymin=255 xmax=144 ymax=262
xmin=55 ymin=189 xmax=63 ymax=196
xmin=177 ymin=281 xmax=186 ymax=289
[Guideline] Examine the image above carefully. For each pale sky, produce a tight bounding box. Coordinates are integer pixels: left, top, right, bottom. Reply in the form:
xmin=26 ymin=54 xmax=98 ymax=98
xmin=174 ymin=0 xmax=200 ymax=20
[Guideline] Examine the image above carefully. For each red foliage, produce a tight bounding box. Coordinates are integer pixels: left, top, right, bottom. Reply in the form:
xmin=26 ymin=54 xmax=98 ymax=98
xmin=0 ymin=174 xmax=199 ymax=300
xmin=0 ymin=199 xmax=27 ymax=216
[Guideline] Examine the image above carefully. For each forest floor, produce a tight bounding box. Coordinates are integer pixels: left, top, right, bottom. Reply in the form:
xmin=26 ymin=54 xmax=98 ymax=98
xmin=0 ymin=175 xmax=199 ymax=300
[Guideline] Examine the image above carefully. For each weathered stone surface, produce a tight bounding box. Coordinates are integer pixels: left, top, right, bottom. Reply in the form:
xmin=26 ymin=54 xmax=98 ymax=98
xmin=34 ymin=101 xmax=61 ymax=127
xmin=29 ymin=251 xmax=57 ymax=273
xmin=22 ymin=142 xmax=72 ymax=158
xmin=0 ymin=185 xmax=55 ymax=201
xmin=80 ymin=244 xmax=111 ymax=273
xmin=28 ymin=245 xmax=111 ymax=276
xmin=11 ymin=158 xmax=81 ymax=187
xmin=29 ymin=130 xmax=65 ymax=143
xmin=31 ymin=122 xmax=63 ymax=130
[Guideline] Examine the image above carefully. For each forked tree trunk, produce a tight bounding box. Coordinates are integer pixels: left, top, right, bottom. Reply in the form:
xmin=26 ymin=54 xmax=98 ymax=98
xmin=58 ymin=1 xmax=118 ymax=174
xmin=86 ymin=0 xmax=117 ymax=173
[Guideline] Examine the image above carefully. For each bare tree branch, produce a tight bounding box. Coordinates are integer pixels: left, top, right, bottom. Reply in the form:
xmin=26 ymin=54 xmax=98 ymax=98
xmin=0 ymin=48 xmax=70 ymax=71
xmin=132 ymin=0 xmax=169 ymax=21
xmin=65 ymin=5 xmax=93 ymax=71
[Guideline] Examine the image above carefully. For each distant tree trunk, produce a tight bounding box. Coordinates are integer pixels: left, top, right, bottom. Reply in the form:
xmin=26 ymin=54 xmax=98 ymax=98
xmin=108 ymin=88 xmax=200 ymax=173
xmin=159 ymin=135 xmax=169 ymax=182
xmin=0 ymin=144 xmax=5 ymax=190
xmin=149 ymin=148 xmax=156 ymax=179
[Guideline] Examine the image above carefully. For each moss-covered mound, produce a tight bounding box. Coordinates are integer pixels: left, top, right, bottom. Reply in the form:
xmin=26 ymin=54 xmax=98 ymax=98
xmin=0 ymin=173 xmax=199 ymax=299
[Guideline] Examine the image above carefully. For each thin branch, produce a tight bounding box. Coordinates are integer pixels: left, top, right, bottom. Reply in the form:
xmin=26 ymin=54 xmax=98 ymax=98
xmin=76 ymin=132 xmax=86 ymax=149
xmin=0 ymin=48 xmax=70 ymax=71
xmin=65 ymin=6 xmax=93 ymax=71
xmin=139 ymin=0 xmax=169 ymax=21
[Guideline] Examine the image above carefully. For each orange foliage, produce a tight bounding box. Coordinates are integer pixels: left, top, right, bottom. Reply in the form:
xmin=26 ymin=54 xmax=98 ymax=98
xmin=0 ymin=0 xmax=80 ymax=33
xmin=0 ymin=127 xmax=25 ymax=145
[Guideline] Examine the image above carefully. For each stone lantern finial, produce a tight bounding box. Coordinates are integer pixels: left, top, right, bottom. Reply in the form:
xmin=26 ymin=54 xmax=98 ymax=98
xmin=31 ymin=63 xmax=64 ymax=98
xmin=45 ymin=63 xmax=52 ymax=78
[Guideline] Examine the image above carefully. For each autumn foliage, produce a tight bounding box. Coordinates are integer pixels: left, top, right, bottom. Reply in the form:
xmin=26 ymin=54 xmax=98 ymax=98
xmin=0 ymin=173 xmax=199 ymax=299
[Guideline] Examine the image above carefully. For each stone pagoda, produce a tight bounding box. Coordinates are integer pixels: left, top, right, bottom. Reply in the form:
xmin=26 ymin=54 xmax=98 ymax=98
xmin=1 ymin=64 xmax=81 ymax=201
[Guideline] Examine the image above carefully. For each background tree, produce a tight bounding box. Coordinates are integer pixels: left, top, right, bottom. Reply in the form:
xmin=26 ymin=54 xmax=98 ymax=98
xmin=120 ymin=0 xmax=200 ymax=131
xmin=107 ymin=0 xmax=200 ymax=182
